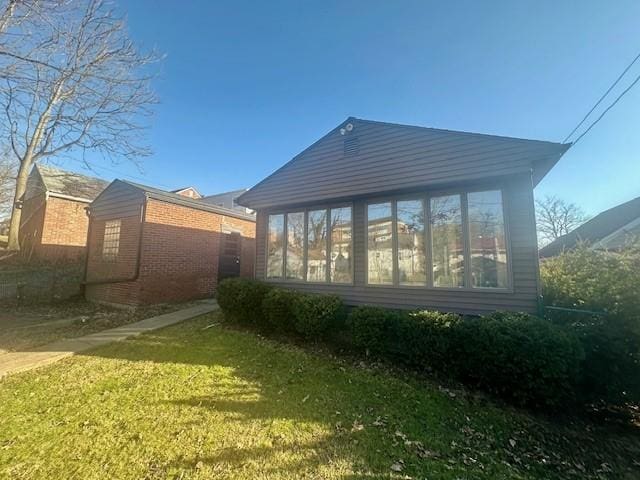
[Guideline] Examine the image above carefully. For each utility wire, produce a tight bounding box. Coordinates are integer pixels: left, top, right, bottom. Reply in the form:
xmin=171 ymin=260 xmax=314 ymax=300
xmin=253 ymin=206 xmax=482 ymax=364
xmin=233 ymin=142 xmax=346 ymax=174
xmin=571 ymin=70 xmax=640 ymax=146
xmin=563 ymin=51 xmax=640 ymax=144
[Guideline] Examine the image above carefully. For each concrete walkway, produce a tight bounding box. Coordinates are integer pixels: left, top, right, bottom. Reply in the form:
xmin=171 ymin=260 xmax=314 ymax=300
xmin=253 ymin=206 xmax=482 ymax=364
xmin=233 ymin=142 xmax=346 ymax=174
xmin=0 ymin=300 xmax=218 ymax=379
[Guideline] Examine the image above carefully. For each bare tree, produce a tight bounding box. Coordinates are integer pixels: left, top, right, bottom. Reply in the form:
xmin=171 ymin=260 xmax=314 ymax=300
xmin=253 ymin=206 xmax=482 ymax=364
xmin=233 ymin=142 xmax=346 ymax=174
xmin=0 ymin=0 xmax=159 ymax=251
xmin=0 ymin=148 xmax=15 ymax=219
xmin=536 ymin=195 xmax=589 ymax=246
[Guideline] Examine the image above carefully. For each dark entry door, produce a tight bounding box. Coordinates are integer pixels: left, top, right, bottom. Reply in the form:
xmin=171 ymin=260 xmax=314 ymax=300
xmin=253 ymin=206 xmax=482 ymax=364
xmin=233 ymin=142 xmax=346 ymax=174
xmin=219 ymin=231 xmax=241 ymax=280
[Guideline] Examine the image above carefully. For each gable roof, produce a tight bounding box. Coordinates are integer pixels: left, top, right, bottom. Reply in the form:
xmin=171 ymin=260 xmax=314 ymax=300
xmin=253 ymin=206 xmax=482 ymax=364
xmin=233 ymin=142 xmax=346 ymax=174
xmin=237 ymin=117 xmax=571 ymax=209
xmin=117 ymin=180 xmax=255 ymax=222
xmin=200 ymin=188 xmax=249 ymax=204
xmin=171 ymin=186 xmax=202 ymax=198
xmin=33 ymin=164 xmax=109 ymax=202
xmin=539 ymin=195 xmax=640 ymax=257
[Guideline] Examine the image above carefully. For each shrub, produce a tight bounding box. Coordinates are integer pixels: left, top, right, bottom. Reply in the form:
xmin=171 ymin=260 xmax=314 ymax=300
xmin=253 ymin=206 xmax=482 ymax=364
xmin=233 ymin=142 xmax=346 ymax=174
xmin=292 ymin=293 xmax=345 ymax=339
xmin=541 ymin=244 xmax=640 ymax=406
xmin=572 ymin=320 xmax=640 ymax=406
xmin=216 ymin=278 xmax=272 ymax=326
xmin=396 ymin=310 xmax=462 ymax=370
xmin=347 ymin=306 xmax=401 ymax=355
xmin=541 ymin=244 xmax=640 ymax=332
xmin=451 ymin=312 xmax=584 ymax=409
xmin=262 ymin=288 xmax=299 ymax=333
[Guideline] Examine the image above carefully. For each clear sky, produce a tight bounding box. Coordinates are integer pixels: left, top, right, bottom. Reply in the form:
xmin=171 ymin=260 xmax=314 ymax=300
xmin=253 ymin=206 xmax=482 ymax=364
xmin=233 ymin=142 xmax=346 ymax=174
xmin=56 ymin=0 xmax=640 ymax=216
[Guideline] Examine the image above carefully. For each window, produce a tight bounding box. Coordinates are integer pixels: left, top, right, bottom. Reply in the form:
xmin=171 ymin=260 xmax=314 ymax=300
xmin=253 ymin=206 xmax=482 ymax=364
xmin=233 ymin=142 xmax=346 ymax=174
xmin=467 ymin=190 xmax=508 ymax=288
xmin=397 ymin=199 xmax=426 ymax=285
xmin=285 ymin=212 xmax=305 ymax=280
xmin=265 ymin=206 xmax=352 ymax=284
xmin=307 ymin=209 xmax=328 ymax=282
xmin=102 ymin=219 xmax=121 ymax=261
xmin=430 ymin=195 xmax=464 ymax=287
xmin=367 ymin=202 xmax=393 ymax=284
xmin=330 ymin=207 xmax=352 ymax=283
xmin=266 ymin=214 xmax=284 ymax=279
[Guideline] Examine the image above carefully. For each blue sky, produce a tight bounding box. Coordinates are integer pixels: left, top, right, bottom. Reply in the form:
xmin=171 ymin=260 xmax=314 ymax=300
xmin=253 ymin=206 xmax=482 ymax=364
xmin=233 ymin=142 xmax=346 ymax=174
xmin=57 ymin=1 xmax=640 ymax=216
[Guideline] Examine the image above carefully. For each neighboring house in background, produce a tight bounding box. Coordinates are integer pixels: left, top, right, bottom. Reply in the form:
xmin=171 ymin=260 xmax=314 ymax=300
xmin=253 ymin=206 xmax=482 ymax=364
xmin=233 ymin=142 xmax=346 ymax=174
xmin=19 ymin=164 xmax=109 ymax=261
xmin=539 ymin=195 xmax=640 ymax=258
xmin=84 ymin=180 xmax=256 ymax=306
xmin=171 ymin=186 xmax=202 ymax=199
xmin=201 ymin=188 xmax=254 ymax=215
xmin=238 ymin=117 xmax=570 ymax=315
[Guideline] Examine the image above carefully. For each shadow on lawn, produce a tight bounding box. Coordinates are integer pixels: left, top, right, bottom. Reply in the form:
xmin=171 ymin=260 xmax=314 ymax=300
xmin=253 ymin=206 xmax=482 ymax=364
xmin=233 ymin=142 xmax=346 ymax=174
xmin=84 ymin=318 xmax=640 ymax=479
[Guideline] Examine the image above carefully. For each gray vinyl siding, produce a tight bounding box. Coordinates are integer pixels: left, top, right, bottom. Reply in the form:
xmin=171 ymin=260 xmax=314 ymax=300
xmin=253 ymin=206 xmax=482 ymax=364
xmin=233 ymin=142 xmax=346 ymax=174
xmin=254 ymin=174 xmax=540 ymax=315
xmin=90 ymin=181 xmax=145 ymax=220
xmin=240 ymin=118 xmax=569 ymax=210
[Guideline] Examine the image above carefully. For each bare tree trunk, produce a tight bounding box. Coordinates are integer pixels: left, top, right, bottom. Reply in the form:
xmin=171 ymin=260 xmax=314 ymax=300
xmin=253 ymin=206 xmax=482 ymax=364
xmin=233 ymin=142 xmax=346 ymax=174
xmin=6 ymin=158 xmax=30 ymax=250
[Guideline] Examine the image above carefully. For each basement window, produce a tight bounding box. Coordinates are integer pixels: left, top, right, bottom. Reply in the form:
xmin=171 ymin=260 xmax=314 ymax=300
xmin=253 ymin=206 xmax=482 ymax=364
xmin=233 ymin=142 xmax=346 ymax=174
xmin=102 ymin=219 xmax=121 ymax=261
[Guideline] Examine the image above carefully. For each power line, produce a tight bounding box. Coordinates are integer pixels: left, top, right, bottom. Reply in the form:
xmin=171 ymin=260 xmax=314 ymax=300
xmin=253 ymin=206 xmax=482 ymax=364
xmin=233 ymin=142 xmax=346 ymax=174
xmin=571 ymin=69 xmax=640 ymax=146
xmin=563 ymin=50 xmax=640 ymax=144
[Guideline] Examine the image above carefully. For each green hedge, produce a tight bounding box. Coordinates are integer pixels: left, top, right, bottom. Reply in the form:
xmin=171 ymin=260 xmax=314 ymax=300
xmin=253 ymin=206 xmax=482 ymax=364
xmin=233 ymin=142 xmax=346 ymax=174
xmin=347 ymin=307 xmax=584 ymax=409
xmin=347 ymin=306 xmax=401 ymax=355
xmin=216 ymin=278 xmax=272 ymax=326
xmin=262 ymin=288 xmax=298 ymax=333
xmin=292 ymin=293 xmax=345 ymax=339
xmin=451 ymin=312 xmax=584 ymax=409
xmin=541 ymin=245 xmax=640 ymax=406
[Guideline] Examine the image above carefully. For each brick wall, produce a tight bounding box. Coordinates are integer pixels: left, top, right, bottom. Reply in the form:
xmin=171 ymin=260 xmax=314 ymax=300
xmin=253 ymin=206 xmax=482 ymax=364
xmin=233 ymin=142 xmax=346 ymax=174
xmin=19 ymin=194 xmax=89 ymax=261
xmin=85 ymin=198 xmax=256 ymax=306
xmin=84 ymin=213 xmax=143 ymax=305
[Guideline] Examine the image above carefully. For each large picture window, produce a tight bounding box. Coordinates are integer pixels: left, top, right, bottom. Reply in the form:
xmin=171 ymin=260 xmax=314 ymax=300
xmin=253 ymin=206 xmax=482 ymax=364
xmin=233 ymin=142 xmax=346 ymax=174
xmin=430 ymin=195 xmax=464 ymax=287
xmin=397 ymin=199 xmax=426 ymax=285
xmin=467 ymin=190 xmax=508 ymax=288
xmin=266 ymin=206 xmax=352 ymax=284
xmin=364 ymin=189 xmax=509 ymax=289
xmin=307 ymin=209 xmax=328 ymax=282
xmin=286 ymin=212 xmax=304 ymax=280
xmin=367 ymin=202 xmax=393 ymax=285
xmin=266 ymin=214 xmax=284 ymax=279
xmin=330 ymin=207 xmax=352 ymax=283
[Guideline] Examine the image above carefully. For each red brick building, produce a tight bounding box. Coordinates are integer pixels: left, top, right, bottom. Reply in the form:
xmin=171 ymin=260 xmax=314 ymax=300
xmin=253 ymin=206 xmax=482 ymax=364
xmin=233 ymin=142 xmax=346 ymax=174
xmin=84 ymin=180 xmax=256 ymax=306
xmin=19 ymin=165 xmax=109 ymax=261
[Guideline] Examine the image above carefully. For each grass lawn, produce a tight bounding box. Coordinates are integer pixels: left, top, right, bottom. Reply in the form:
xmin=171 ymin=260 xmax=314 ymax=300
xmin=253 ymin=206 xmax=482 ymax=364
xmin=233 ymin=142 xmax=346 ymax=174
xmin=0 ymin=313 xmax=638 ymax=479
xmin=0 ymin=299 xmax=193 ymax=354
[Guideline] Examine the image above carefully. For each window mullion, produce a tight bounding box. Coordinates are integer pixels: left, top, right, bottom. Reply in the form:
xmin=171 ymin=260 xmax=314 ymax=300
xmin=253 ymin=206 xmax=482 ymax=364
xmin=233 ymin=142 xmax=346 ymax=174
xmin=461 ymin=192 xmax=472 ymax=289
xmin=282 ymin=213 xmax=288 ymax=279
xmin=424 ymin=196 xmax=432 ymax=287
xmin=392 ymin=200 xmax=398 ymax=286
xmin=303 ymin=210 xmax=308 ymax=282
xmin=325 ymin=208 xmax=330 ymax=283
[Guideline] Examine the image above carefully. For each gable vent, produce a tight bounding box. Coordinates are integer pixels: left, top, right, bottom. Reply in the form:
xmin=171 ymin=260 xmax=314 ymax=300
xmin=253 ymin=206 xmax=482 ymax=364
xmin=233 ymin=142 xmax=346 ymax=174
xmin=343 ymin=136 xmax=360 ymax=156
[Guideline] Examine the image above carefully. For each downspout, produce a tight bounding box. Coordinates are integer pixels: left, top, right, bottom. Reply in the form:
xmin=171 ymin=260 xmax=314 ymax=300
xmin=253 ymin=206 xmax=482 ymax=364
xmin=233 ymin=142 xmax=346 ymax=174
xmin=531 ymin=169 xmax=545 ymax=317
xmin=83 ymin=195 xmax=147 ymax=286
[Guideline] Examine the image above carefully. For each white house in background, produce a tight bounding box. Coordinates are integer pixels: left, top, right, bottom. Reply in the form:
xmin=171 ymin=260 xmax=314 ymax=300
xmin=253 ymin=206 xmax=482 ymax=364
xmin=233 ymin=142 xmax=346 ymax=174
xmin=201 ymin=188 xmax=254 ymax=215
xmin=539 ymin=195 xmax=640 ymax=258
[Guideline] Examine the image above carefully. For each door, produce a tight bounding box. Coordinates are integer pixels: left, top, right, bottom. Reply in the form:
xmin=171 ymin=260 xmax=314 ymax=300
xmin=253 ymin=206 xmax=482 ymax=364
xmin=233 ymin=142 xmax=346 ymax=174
xmin=218 ymin=231 xmax=241 ymax=280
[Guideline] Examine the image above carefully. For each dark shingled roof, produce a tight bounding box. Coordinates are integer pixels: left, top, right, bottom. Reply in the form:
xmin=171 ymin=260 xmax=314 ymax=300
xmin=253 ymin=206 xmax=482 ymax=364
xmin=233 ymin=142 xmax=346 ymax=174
xmin=539 ymin=196 xmax=640 ymax=258
xmin=36 ymin=164 xmax=109 ymax=201
xmin=237 ymin=117 xmax=571 ymax=209
xmin=120 ymin=180 xmax=256 ymax=222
